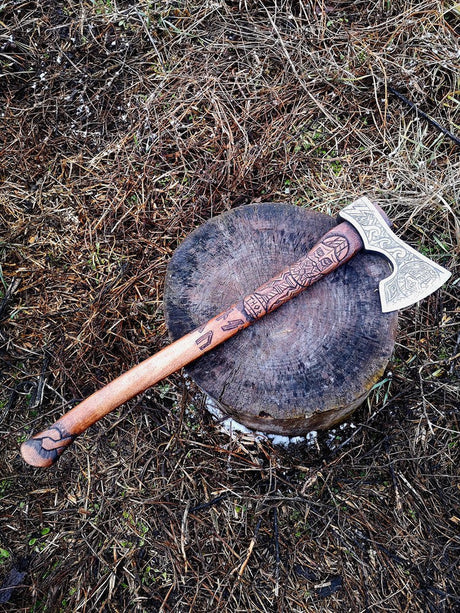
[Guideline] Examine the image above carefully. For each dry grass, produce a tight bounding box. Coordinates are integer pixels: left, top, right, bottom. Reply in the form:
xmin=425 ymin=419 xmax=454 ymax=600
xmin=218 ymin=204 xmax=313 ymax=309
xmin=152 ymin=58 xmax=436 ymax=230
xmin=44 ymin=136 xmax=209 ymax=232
xmin=1 ymin=1 xmax=459 ymax=611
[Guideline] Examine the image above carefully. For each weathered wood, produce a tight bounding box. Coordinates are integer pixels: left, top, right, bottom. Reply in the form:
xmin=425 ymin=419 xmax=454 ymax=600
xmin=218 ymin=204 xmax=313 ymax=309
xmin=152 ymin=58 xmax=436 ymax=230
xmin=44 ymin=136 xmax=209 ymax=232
xmin=164 ymin=202 xmax=399 ymax=436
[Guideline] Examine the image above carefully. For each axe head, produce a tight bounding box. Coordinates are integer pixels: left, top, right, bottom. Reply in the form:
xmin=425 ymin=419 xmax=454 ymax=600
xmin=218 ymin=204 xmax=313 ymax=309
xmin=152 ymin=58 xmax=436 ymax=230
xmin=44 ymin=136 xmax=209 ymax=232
xmin=339 ymin=197 xmax=452 ymax=312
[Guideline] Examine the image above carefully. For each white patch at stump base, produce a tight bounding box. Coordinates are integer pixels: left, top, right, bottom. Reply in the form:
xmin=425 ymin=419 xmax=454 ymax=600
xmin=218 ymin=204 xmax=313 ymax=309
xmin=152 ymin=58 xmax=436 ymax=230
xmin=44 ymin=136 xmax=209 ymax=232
xmin=205 ymin=396 xmax=318 ymax=448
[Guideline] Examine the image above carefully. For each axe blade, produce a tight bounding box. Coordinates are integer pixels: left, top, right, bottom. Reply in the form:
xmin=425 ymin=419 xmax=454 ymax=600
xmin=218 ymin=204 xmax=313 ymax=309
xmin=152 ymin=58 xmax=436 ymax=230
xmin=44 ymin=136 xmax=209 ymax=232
xmin=339 ymin=197 xmax=452 ymax=312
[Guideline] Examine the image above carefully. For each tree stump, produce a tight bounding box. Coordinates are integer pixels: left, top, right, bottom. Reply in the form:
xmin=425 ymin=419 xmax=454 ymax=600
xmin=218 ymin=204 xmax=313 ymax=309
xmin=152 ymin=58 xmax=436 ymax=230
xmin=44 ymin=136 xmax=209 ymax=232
xmin=164 ymin=203 xmax=399 ymax=436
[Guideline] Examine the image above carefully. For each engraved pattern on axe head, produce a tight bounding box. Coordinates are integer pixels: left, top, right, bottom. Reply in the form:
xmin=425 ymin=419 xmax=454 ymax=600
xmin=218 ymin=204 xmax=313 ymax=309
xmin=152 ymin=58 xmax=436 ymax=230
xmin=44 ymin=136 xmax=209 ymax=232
xmin=339 ymin=196 xmax=451 ymax=311
xmin=383 ymin=257 xmax=446 ymax=304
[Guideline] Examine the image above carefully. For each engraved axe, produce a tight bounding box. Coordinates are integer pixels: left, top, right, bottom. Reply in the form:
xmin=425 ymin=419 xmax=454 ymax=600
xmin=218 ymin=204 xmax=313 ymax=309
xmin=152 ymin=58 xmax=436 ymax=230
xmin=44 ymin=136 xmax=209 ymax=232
xmin=20 ymin=197 xmax=451 ymax=467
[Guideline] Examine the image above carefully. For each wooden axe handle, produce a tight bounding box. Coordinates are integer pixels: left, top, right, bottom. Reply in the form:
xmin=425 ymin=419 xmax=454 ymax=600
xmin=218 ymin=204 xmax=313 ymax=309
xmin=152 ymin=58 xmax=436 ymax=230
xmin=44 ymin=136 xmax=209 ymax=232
xmin=21 ymin=220 xmax=364 ymax=467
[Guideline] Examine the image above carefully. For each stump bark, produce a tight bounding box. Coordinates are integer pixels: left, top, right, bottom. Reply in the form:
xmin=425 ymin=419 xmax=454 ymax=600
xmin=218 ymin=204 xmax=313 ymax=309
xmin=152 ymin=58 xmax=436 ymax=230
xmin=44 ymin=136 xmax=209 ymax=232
xmin=164 ymin=203 xmax=399 ymax=436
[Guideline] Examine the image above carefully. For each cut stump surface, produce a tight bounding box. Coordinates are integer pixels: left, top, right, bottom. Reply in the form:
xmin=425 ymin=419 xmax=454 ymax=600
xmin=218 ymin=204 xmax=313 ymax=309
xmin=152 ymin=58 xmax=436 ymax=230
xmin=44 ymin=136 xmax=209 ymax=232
xmin=164 ymin=203 xmax=399 ymax=436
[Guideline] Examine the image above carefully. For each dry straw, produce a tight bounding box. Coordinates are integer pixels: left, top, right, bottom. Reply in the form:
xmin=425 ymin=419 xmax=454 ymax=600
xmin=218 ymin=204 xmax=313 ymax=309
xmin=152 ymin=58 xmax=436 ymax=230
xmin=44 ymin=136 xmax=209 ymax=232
xmin=1 ymin=1 xmax=458 ymax=611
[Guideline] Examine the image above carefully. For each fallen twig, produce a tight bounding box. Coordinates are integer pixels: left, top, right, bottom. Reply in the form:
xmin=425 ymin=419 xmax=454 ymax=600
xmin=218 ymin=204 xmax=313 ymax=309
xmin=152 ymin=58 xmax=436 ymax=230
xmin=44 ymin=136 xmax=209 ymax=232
xmin=388 ymin=86 xmax=460 ymax=146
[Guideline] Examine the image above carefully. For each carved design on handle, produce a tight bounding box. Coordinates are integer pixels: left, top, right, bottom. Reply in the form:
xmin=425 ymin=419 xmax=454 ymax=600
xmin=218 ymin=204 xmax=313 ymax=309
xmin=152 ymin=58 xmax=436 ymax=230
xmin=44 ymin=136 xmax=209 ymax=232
xmin=21 ymin=424 xmax=76 ymax=468
xmin=340 ymin=197 xmax=451 ymax=311
xmin=193 ymin=304 xmax=250 ymax=353
xmin=216 ymin=309 xmax=245 ymax=331
xmin=196 ymin=330 xmax=214 ymax=350
xmin=243 ymin=234 xmax=350 ymax=319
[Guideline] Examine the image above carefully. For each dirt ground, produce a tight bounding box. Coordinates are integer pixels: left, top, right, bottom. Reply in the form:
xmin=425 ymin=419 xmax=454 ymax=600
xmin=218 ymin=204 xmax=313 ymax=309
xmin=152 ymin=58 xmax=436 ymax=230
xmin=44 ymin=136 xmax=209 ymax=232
xmin=1 ymin=1 xmax=459 ymax=611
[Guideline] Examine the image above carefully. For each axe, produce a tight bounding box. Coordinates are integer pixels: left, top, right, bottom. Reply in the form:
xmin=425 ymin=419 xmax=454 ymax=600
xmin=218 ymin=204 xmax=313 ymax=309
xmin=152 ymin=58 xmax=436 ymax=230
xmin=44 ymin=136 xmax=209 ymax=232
xmin=20 ymin=197 xmax=451 ymax=467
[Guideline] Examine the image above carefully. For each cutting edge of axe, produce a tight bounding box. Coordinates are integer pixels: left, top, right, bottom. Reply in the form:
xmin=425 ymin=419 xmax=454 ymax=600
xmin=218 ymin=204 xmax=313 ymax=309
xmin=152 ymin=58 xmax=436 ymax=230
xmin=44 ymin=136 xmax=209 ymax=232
xmin=20 ymin=197 xmax=451 ymax=468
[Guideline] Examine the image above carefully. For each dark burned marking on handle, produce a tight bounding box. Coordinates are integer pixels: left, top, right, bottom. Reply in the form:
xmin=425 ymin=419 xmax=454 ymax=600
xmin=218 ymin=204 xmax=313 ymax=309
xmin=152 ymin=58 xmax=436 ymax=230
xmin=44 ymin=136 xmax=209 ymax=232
xmin=243 ymin=234 xmax=350 ymax=320
xmin=25 ymin=424 xmax=76 ymax=464
xmin=220 ymin=319 xmax=245 ymax=331
xmin=195 ymin=305 xmax=248 ymax=352
xmin=216 ymin=306 xmax=246 ymax=331
xmin=216 ymin=308 xmax=233 ymax=322
xmin=196 ymin=330 xmax=213 ymax=351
